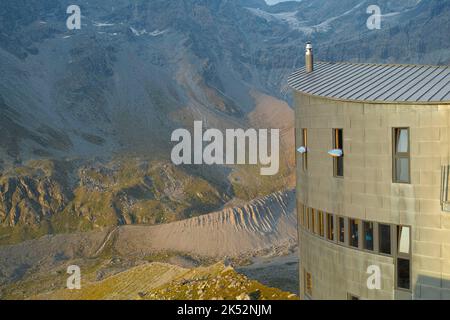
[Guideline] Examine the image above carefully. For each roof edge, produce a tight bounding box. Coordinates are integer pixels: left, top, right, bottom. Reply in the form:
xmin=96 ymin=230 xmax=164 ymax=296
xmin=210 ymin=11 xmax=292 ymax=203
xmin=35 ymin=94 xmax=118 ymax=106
xmin=291 ymin=90 xmax=450 ymax=105
xmin=313 ymin=60 xmax=450 ymax=69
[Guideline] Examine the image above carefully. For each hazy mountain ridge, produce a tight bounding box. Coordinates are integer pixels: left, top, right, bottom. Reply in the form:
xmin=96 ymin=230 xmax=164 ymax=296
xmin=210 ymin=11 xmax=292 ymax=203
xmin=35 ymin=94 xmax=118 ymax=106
xmin=0 ymin=0 xmax=448 ymax=164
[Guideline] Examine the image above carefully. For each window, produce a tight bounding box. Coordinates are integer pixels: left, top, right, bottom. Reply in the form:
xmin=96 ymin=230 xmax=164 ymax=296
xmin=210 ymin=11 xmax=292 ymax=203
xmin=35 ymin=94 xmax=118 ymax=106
xmin=327 ymin=213 xmax=335 ymax=241
xmin=304 ymin=271 xmax=313 ymax=297
xmin=349 ymin=219 xmax=360 ymax=248
xmin=396 ymin=226 xmax=412 ymax=291
xmin=379 ymin=224 xmax=392 ymax=255
xmin=397 ymin=258 xmax=411 ymax=290
xmin=397 ymin=226 xmax=411 ymax=255
xmin=363 ymin=221 xmax=374 ymax=251
xmin=318 ymin=211 xmax=325 ymax=237
xmin=307 ymin=208 xmax=312 ymax=232
xmin=311 ymin=209 xmax=316 ymax=234
xmin=302 ymin=129 xmax=308 ymax=171
xmin=306 ymin=207 xmax=311 ymax=231
xmin=393 ymin=128 xmax=410 ymax=183
xmin=303 ymin=205 xmax=308 ymax=230
xmin=298 ymin=203 xmax=304 ymax=227
xmin=441 ymin=165 xmax=450 ymax=211
xmin=333 ymin=129 xmax=344 ymax=177
xmin=338 ymin=217 xmax=345 ymax=243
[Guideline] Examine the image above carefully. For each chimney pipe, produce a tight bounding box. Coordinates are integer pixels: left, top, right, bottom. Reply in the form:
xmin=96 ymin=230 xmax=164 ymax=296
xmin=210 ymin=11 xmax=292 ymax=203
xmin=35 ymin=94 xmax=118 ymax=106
xmin=305 ymin=42 xmax=313 ymax=73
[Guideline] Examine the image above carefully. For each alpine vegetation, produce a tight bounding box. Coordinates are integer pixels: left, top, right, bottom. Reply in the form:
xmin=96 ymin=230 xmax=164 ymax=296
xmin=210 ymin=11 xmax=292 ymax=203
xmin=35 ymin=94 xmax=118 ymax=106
xmin=171 ymin=121 xmax=280 ymax=176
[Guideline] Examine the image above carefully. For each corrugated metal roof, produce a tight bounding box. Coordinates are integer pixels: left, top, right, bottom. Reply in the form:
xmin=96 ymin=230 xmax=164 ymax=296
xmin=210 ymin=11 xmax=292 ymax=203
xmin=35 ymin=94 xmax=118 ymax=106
xmin=288 ymin=62 xmax=450 ymax=104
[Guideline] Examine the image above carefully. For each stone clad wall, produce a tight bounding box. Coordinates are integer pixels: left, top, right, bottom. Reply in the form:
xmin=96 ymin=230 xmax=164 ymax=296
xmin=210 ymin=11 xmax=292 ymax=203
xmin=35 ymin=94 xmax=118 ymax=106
xmin=294 ymin=91 xmax=450 ymax=300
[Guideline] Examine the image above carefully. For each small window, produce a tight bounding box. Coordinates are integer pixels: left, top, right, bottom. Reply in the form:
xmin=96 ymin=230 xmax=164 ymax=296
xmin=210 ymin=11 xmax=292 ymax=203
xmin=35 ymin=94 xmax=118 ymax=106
xmin=349 ymin=219 xmax=360 ymax=248
xmin=333 ymin=129 xmax=344 ymax=177
xmin=397 ymin=226 xmax=411 ymax=255
xmin=441 ymin=165 xmax=450 ymax=211
xmin=397 ymin=258 xmax=411 ymax=290
xmin=303 ymin=206 xmax=309 ymax=230
xmin=363 ymin=221 xmax=374 ymax=251
xmin=396 ymin=226 xmax=411 ymax=291
xmin=327 ymin=213 xmax=335 ymax=241
xmin=379 ymin=224 xmax=392 ymax=255
xmin=393 ymin=128 xmax=410 ymax=183
xmin=318 ymin=211 xmax=325 ymax=237
xmin=302 ymin=129 xmax=308 ymax=171
xmin=304 ymin=271 xmax=313 ymax=297
xmin=347 ymin=293 xmax=360 ymax=300
xmin=311 ymin=209 xmax=316 ymax=234
xmin=338 ymin=217 xmax=345 ymax=243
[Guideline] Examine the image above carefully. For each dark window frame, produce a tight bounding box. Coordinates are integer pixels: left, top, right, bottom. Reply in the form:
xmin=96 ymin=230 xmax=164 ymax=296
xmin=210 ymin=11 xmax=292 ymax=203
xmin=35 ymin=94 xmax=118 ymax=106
xmin=348 ymin=218 xmax=360 ymax=249
xmin=302 ymin=128 xmax=308 ymax=172
xmin=378 ymin=223 xmax=393 ymax=256
xmin=310 ymin=208 xmax=316 ymax=233
xmin=363 ymin=221 xmax=375 ymax=251
xmin=318 ymin=211 xmax=325 ymax=237
xmin=395 ymin=225 xmax=412 ymax=292
xmin=333 ymin=128 xmax=344 ymax=178
xmin=338 ymin=216 xmax=346 ymax=244
xmin=303 ymin=205 xmax=308 ymax=230
xmin=326 ymin=213 xmax=335 ymax=241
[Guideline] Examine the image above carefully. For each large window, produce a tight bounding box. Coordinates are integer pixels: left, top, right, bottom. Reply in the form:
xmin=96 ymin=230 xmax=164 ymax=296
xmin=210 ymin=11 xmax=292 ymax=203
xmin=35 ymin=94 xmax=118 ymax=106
xmin=393 ymin=128 xmax=410 ymax=183
xmin=311 ymin=209 xmax=316 ymax=234
xmin=363 ymin=221 xmax=374 ymax=251
xmin=379 ymin=224 xmax=392 ymax=255
xmin=302 ymin=129 xmax=308 ymax=172
xmin=333 ymin=129 xmax=344 ymax=177
xmin=349 ymin=219 xmax=360 ymax=248
xmin=327 ymin=213 xmax=335 ymax=241
xmin=397 ymin=226 xmax=411 ymax=291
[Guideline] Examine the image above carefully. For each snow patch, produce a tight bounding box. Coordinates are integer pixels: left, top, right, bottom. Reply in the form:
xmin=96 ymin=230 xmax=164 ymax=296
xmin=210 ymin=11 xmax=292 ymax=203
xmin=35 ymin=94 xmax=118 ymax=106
xmin=130 ymin=27 xmax=147 ymax=36
xmin=130 ymin=27 xmax=168 ymax=37
xmin=93 ymin=21 xmax=115 ymax=27
xmin=247 ymin=8 xmax=317 ymax=34
xmin=149 ymin=29 xmax=168 ymax=37
xmin=247 ymin=2 xmax=365 ymax=35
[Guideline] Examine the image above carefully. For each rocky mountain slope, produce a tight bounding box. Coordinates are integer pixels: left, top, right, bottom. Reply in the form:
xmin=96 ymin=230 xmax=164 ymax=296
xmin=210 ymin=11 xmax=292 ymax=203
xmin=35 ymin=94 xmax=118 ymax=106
xmin=26 ymin=262 xmax=298 ymax=300
xmin=0 ymin=190 xmax=296 ymax=286
xmin=0 ymin=190 xmax=297 ymax=299
xmin=0 ymin=158 xmax=234 ymax=245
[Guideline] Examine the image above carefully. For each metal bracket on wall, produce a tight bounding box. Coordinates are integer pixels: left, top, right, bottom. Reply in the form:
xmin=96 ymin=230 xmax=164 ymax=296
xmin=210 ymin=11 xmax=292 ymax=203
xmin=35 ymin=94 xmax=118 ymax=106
xmin=441 ymin=165 xmax=450 ymax=212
